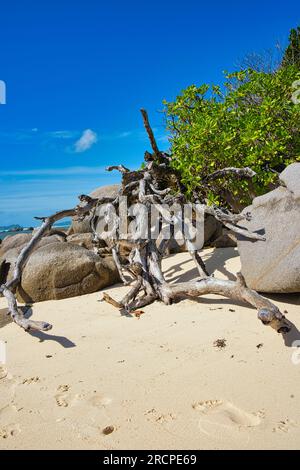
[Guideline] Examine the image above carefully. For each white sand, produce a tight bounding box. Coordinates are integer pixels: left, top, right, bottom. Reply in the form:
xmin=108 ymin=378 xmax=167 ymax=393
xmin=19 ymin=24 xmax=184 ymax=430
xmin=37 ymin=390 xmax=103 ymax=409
xmin=0 ymin=247 xmax=300 ymax=450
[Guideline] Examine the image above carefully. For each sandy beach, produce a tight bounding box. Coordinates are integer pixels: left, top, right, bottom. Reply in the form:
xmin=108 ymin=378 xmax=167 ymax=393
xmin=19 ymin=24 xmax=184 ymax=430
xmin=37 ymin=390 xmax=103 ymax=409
xmin=0 ymin=247 xmax=300 ymax=450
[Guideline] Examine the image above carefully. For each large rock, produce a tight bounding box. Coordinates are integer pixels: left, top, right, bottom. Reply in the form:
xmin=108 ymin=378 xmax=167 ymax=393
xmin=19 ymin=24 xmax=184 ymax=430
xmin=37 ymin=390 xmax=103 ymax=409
xmin=0 ymin=247 xmax=20 ymax=286
xmin=69 ymin=184 xmax=120 ymax=234
xmin=14 ymin=242 xmax=120 ymax=303
xmin=89 ymin=184 xmax=120 ymax=199
xmin=0 ymin=234 xmax=67 ymax=284
xmin=212 ymin=229 xmax=237 ymax=248
xmin=237 ymin=163 xmax=300 ymax=293
xmin=0 ymin=233 xmax=66 ymax=257
xmin=0 ymin=233 xmax=32 ymax=257
xmin=204 ymin=215 xmax=223 ymax=245
xmin=67 ymin=233 xmax=95 ymax=250
xmin=279 ymin=162 xmax=300 ymax=196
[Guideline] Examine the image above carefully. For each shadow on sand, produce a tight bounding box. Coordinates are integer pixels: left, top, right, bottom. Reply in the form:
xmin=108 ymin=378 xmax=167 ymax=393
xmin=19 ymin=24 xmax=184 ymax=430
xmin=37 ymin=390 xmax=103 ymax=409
xmin=28 ymin=330 xmax=76 ymax=348
xmin=0 ymin=304 xmax=76 ymax=348
xmin=164 ymin=247 xmax=300 ymax=348
xmin=164 ymin=247 xmax=239 ymax=284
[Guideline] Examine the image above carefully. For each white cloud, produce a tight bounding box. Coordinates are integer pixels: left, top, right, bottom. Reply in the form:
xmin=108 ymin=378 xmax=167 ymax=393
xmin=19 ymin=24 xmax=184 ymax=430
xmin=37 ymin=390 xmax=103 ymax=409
xmin=74 ymin=129 xmax=98 ymax=153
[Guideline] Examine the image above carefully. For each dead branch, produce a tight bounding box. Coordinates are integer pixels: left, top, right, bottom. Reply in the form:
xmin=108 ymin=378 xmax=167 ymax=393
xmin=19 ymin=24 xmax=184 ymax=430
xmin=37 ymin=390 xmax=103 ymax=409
xmin=161 ymin=276 xmax=290 ymax=333
xmin=204 ymin=167 xmax=257 ymax=181
xmin=140 ymin=109 xmax=160 ymax=157
xmin=106 ymin=165 xmax=130 ymax=174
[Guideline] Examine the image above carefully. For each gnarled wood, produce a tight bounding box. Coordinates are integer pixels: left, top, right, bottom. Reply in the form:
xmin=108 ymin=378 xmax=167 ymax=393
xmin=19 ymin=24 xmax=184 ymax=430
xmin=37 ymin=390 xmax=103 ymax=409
xmin=0 ymin=109 xmax=291 ymax=338
xmin=96 ymin=109 xmax=290 ymax=335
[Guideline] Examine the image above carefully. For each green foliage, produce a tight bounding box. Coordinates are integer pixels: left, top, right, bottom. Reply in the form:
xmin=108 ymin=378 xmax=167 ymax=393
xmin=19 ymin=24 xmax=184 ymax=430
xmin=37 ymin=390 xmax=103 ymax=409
xmin=163 ymin=65 xmax=300 ymax=210
xmin=282 ymin=26 xmax=300 ymax=68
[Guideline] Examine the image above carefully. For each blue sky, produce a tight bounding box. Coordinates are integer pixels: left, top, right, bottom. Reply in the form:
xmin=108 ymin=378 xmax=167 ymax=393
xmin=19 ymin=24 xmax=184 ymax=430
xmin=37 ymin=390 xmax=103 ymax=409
xmin=0 ymin=0 xmax=299 ymax=226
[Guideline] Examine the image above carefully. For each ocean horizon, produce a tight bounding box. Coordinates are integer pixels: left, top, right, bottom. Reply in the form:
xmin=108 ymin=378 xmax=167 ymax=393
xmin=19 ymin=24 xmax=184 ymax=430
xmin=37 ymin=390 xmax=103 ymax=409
xmin=0 ymin=223 xmax=71 ymax=241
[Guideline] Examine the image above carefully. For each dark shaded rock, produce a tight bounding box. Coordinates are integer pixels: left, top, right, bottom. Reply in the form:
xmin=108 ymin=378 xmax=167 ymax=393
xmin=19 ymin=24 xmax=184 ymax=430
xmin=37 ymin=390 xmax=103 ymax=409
xmin=212 ymin=230 xmax=237 ymax=248
xmin=204 ymin=215 xmax=223 ymax=245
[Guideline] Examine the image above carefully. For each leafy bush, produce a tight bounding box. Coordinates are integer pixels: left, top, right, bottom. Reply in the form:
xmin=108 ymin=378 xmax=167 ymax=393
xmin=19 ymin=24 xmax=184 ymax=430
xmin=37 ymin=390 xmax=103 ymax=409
xmin=163 ymin=65 xmax=300 ymax=211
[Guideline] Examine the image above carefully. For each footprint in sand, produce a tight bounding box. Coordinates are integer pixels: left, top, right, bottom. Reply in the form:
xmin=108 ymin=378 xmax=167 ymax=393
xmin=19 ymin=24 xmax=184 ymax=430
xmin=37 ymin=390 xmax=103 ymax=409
xmin=22 ymin=377 xmax=40 ymax=385
xmin=155 ymin=413 xmax=176 ymax=424
xmin=192 ymin=400 xmax=262 ymax=434
xmin=0 ymin=403 xmax=20 ymax=419
xmin=88 ymin=393 xmax=112 ymax=408
xmin=54 ymin=386 xmax=112 ymax=410
xmin=0 ymin=366 xmax=8 ymax=380
xmin=0 ymin=423 xmax=21 ymax=439
xmin=272 ymin=419 xmax=297 ymax=433
xmin=144 ymin=408 xmax=176 ymax=424
xmin=55 ymin=385 xmax=71 ymax=407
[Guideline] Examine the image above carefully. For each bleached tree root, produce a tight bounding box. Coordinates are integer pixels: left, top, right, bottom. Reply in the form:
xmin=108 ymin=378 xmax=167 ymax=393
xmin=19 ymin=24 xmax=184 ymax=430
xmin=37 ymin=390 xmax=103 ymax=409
xmin=161 ymin=275 xmax=291 ymax=333
xmin=103 ymin=268 xmax=290 ymax=333
xmin=111 ymin=246 xmax=132 ymax=286
xmin=102 ymin=240 xmax=291 ymax=334
xmin=0 ymin=108 xmax=291 ymax=339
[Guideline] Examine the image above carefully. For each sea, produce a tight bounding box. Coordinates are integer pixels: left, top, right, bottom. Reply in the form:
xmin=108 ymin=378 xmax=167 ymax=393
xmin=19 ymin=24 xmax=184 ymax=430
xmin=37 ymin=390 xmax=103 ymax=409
xmin=0 ymin=223 xmax=71 ymax=241
xmin=0 ymin=229 xmax=33 ymax=241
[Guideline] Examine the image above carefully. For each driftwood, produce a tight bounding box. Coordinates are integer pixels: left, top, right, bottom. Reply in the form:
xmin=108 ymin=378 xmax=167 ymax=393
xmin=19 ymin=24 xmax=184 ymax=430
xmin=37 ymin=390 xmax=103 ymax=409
xmin=0 ymin=109 xmax=291 ymax=335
